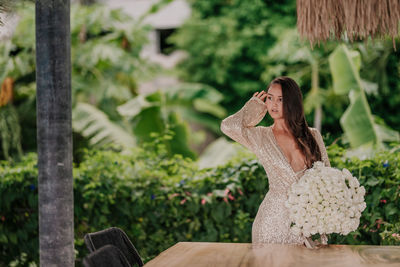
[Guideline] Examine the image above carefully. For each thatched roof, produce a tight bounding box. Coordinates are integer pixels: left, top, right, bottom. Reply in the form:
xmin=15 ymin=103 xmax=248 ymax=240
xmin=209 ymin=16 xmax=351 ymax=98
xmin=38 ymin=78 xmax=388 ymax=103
xmin=0 ymin=1 xmax=16 ymax=26
xmin=297 ymin=0 xmax=400 ymax=48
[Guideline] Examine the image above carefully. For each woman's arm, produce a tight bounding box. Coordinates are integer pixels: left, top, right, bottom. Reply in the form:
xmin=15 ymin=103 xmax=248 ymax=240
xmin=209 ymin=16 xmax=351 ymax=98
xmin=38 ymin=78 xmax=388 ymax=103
xmin=312 ymin=128 xmax=331 ymax=167
xmin=220 ymin=96 xmax=268 ymax=151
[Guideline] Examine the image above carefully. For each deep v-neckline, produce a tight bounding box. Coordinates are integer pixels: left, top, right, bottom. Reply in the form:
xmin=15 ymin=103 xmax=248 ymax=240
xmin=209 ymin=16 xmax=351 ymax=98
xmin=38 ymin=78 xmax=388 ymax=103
xmin=269 ymin=126 xmax=307 ymax=174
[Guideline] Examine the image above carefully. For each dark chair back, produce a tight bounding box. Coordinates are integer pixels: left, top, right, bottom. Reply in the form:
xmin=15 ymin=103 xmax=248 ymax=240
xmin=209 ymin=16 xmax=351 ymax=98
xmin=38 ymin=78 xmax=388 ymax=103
xmin=83 ymin=244 xmax=131 ymax=267
xmin=84 ymin=227 xmax=144 ymax=267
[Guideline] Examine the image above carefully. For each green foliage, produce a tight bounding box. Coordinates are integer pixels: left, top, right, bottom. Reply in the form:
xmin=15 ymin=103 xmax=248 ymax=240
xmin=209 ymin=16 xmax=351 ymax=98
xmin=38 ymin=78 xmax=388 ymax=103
xmin=72 ymin=102 xmax=136 ymax=149
xmin=70 ymin=3 xmax=152 ymax=105
xmin=116 ymin=91 xmax=198 ymax=159
xmin=171 ymin=0 xmax=296 ymax=107
xmin=354 ymin=40 xmax=400 ymax=130
xmin=0 ymin=105 xmax=22 ymax=160
xmin=0 ymin=153 xmax=38 ymax=265
xmin=0 ymin=3 xmax=151 ymax=158
xmin=1 ymin=135 xmax=399 ymax=265
xmin=115 ymin=83 xmax=227 ymax=158
xmin=0 ymin=3 xmax=228 ymax=161
xmin=327 ymin=143 xmax=400 ymax=245
xmin=329 ymin=44 xmax=400 ymax=151
xmin=380 ymin=222 xmax=400 ymax=245
xmin=70 ymin=3 xmax=225 ymax=158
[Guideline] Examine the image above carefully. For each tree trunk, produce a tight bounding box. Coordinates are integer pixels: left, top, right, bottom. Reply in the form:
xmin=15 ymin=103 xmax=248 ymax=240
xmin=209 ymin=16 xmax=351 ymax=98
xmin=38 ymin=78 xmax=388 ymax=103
xmin=314 ymin=105 xmax=322 ymax=132
xmin=311 ymin=60 xmax=322 ymax=132
xmin=36 ymin=0 xmax=74 ymax=266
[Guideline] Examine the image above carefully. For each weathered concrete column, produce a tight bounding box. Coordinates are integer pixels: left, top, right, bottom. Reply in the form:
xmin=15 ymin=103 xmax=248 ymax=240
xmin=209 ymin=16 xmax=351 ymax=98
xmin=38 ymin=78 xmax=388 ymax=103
xmin=36 ymin=0 xmax=74 ymax=266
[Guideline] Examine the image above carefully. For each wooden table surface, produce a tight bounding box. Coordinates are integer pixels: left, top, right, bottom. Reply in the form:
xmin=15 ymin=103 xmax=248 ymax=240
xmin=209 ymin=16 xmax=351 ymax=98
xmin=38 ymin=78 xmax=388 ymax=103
xmin=143 ymin=242 xmax=400 ymax=267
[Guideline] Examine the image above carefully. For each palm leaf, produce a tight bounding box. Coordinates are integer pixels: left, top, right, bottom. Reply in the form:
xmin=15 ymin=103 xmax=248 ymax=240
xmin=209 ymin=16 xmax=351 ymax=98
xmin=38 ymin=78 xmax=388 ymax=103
xmin=73 ymin=102 xmax=135 ymax=149
xmin=116 ymin=94 xmax=156 ymax=118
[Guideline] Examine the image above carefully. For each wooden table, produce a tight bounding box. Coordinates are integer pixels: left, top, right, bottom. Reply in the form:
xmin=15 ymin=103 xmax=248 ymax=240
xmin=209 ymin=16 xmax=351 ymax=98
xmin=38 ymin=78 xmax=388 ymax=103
xmin=143 ymin=242 xmax=400 ymax=267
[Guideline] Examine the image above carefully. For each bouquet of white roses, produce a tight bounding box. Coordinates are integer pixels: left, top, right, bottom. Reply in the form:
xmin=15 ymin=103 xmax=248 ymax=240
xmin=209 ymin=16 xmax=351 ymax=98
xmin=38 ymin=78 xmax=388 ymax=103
xmin=285 ymin=161 xmax=367 ymax=244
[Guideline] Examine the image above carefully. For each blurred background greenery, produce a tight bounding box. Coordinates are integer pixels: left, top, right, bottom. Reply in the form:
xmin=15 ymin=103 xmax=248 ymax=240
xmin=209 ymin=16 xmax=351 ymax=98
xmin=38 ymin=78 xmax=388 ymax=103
xmin=0 ymin=0 xmax=400 ymax=265
xmin=1 ymin=0 xmax=399 ymax=165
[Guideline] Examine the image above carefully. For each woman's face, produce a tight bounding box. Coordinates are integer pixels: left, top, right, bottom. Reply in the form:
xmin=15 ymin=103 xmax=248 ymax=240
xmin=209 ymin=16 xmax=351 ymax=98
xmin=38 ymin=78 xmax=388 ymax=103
xmin=266 ymin=83 xmax=284 ymax=119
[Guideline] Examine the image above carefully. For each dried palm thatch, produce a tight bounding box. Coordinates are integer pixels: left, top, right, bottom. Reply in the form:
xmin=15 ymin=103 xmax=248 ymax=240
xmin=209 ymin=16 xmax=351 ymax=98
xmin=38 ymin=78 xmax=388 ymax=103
xmin=0 ymin=0 xmax=10 ymax=12
xmin=297 ymin=0 xmax=400 ymax=49
xmin=0 ymin=1 xmax=13 ymax=26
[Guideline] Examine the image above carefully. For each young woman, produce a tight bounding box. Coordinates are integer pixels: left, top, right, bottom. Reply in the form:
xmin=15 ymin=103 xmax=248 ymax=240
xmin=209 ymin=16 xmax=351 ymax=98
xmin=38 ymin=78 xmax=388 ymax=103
xmin=220 ymin=76 xmax=330 ymax=248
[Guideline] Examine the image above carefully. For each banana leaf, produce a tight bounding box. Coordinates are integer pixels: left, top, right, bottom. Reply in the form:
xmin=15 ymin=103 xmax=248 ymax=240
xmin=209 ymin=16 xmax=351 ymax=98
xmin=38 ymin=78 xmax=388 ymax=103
xmin=329 ymin=44 xmax=399 ymax=150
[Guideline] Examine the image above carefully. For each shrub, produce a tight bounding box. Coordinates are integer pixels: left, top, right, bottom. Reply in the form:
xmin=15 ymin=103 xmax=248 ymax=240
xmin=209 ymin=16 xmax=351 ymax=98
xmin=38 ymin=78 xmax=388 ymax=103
xmin=327 ymin=144 xmax=400 ymax=245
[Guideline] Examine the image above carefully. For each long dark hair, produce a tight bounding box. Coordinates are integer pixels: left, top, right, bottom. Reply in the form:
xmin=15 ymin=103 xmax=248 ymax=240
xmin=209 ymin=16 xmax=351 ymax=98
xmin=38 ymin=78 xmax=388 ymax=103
xmin=268 ymin=76 xmax=321 ymax=168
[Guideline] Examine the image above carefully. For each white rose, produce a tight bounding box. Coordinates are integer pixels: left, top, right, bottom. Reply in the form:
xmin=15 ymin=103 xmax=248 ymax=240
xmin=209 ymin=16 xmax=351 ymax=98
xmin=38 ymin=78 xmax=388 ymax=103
xmin=342 ymin=168 xmax=352 ymax=177
xmin=291 ymin=225 xmax=301 ymax=235
xmin=358 ymin=202 xmax=366 ymax=211
xmin=321 ymin=200 xmax=329 ymax=207
xmin=357 ymin=186 xmax=366 ymax=196
xmin=310 ymin=208 xmax=319 ymax=216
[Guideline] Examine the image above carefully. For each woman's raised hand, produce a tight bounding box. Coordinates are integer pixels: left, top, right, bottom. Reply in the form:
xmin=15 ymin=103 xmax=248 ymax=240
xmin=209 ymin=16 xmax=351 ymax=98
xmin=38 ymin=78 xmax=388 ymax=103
xmin=253 ymin=90 xmax=268 ymax=103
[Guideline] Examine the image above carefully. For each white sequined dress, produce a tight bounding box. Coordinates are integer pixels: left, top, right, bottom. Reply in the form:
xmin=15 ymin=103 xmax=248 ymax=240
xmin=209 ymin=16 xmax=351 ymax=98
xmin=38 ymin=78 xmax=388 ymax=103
xmin=220 ymin=96 xmax=331 ymax=244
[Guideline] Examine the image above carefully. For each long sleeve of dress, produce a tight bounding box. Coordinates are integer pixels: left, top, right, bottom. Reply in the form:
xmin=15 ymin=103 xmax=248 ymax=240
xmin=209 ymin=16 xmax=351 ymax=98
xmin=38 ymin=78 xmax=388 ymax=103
xmin=220 ymin=96 xmax=268 ymax=152
xmin=311 ymin=128 xmax=331 ymax=167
